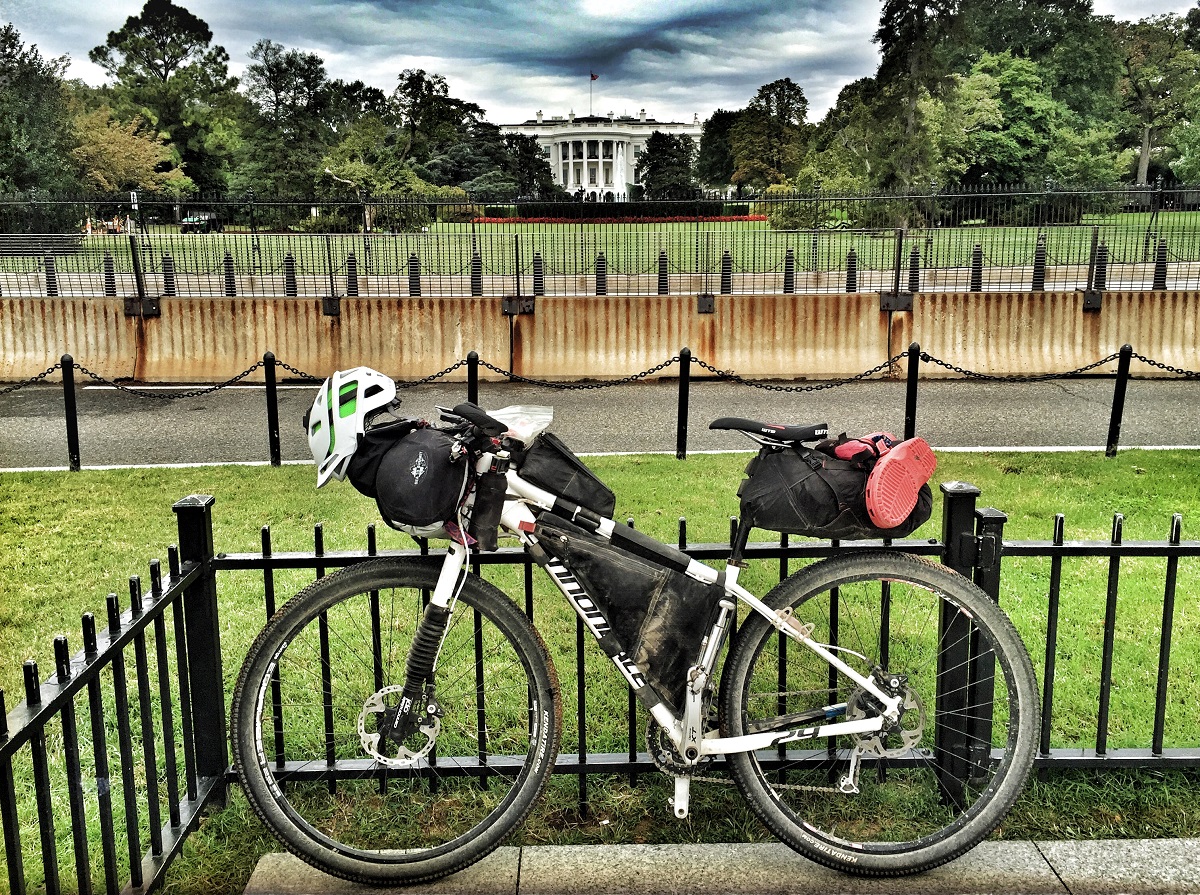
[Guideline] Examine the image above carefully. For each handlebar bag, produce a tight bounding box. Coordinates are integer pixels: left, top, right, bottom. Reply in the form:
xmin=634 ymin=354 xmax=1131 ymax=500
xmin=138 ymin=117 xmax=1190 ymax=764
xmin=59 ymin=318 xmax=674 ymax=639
xmin=369 ymin=427 xmax=470 ymax=537
xmin=534 ymin=514 xmax=722 ymax=714
xmin=519 ymin=432 xmax=616 ymax=518
xmin=738 ymin=443 xmax=932 ymax=541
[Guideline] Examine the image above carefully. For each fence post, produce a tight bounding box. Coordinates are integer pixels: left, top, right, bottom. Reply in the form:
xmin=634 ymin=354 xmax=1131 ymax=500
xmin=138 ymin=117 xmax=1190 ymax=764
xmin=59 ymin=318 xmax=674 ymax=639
xmin=936 ymin=481 xmax=981 ymax=805
xmin=533 ymin=251 xmax=544 ymax=296
xmin=172 ymin=495 xmax=228 ymax=806
xmin=1031 ymin=231 xmax=1046 ymax=292
xmin=62 ymin=353 xmax=81 ymax=472
xmin=904 ymin=342 xmax=921 ymax=441
xmin=408 ymin=253 xmax=421 ymax=296
xmin=1153 ymin=239 xmax=1168 ymax=290
xmin=283 ymin=253 xmax=298 ymax=297
xmin=162 ymin=253 xmax=177 ymax=297
xmin=128 ymin=233 xmax=147 ymax=306
xmin=0 ymin=685 xmax=25 ymax=894
xmin=657 ymin=250 xmax=669 ymax=295
xmin=891 ymin=228 xmax=904 ymax=297
xmin=845 ymin=248 xmax=857 ymax=292
xmin=345 ymin=251 xmax=358 ymax=297
xmin=467 ymin=350 xmax=479 ymax=406
xmin=720 ymin=250 xmax=732 ymax=294
xmin=676 ymin=347 xmax=691 ymax=460
xmin=471 ymin=250 xmax=483 ymax=296
xmin=223 ymin=251 xmax=236 ymax=297
xmin=1105 ymin=344 xmax=1133 ymax=458
xmin=264 ymin=352 xmax=281 ymax=467
xmin=969 ymin=244 xmax=983 ymax=292
xmin=595 ymin=251 xmax=607 ymax=296
xmin=783 ymin=247 xmax=795 ymax=294
xmin=103 ymin=252 xmax=117 ymax=296
xmin=967 ymin=507 xmax=1007 ymax=772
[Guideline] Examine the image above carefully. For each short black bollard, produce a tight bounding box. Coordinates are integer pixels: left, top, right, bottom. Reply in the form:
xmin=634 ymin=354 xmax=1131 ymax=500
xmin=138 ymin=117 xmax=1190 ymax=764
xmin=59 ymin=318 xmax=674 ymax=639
xmin=720 ymin=250 xmax=732 ymax=295
xmin=657 ymin=250 xmax=669 ymax=295
xmin=103 ymin=252 xmax=117 ymax=296
xmin=471 ymin=250 xmax=483 ymax=296
xmin=283 ymin=253 xmax=298 ymax=297
xmin=223 ymin=251 xmax=236 ymax=297
xmin=408 ymin=253 xmax=421 ymax=296
xmin=676 ymin=347 xmax=691 ymax=460
xmin=44 ymin=255 xmax=58 ymax=297
xmin=345 ymin=251 xmax=359 ymax=297
xmin=162 ymin=253 xmax=177 ymax=297
xmin=969 ymin=244 xmax=983 ymax=292
xmin=264 ymin=351 xmax=281 ymax=467
xmin=783 ymin=247 xmax=795 ymax=294
xmin=533 ymin=252 xmax=544 ymax=296
xmin=904 ymin=342 xmax=921 ymax=441
xmin=1153 ymin=239 xmax=1168 ymax=290
xmin=907 ymin=245 xmax=920 ymax=293
xmin=467 ymin=351 xmax=479 ymax=406
xmin=595 ymin=251 xmax=607 ymax=295
xmin=845 ymin=248 xmax=858 ymax=292
xmin=1031 ymin=232 xmax=1046 ymax=292
xmin=1094 ymin=242 xmax=1109 ymax=291
xmin=62 ymin=354 xmax=80 ymax=471
xmin=1105 ymin=344 xmax=1133 ymax=458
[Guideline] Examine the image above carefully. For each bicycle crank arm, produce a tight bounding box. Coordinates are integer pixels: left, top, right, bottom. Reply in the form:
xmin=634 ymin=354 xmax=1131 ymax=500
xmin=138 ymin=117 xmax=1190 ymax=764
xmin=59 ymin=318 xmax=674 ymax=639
xmin=699 ymin=715 xmax=885 ymax=758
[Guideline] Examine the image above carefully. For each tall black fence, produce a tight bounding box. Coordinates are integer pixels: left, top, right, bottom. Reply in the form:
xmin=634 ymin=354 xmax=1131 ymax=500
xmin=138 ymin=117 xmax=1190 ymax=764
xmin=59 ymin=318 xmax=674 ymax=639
xmin=1 ymin=184 xmax=1197 ymax=297
xmin=2 ymin=484 xmax=1198 ymax=892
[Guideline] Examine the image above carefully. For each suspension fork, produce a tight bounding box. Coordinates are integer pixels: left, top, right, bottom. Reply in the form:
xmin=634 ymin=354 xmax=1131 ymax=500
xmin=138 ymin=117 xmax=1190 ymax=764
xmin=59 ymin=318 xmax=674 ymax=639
xmin=387 ymin=541 xmax=470 ymax=741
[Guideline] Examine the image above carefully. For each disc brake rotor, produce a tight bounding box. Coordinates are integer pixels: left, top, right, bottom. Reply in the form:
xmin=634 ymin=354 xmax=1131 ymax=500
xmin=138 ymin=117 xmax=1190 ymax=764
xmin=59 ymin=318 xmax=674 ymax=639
xmin=845 ymin=676 xmax=926 ymax=757
xmin=358 ymin=684 xmax=442 ymax=768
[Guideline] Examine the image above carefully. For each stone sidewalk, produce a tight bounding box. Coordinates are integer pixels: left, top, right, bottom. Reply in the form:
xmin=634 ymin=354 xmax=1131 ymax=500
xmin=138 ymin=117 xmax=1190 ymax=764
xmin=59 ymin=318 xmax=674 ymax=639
xmin=244 ymin=839 xmax=1200 ymax=895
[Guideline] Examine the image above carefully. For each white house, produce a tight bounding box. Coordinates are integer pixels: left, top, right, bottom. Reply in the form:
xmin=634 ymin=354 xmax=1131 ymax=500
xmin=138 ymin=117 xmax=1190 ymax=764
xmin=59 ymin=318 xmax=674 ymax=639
xmin=499 ymin=109 xmax=703 ymax=200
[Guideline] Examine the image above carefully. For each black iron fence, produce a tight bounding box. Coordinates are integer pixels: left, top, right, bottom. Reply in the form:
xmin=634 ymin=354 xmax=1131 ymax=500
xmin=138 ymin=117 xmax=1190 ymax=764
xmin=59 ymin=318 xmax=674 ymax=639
xmin=2 ymin=342 xmax=1196 ymax=474
xmin=1 ymin=185 xmax=1197 ymax=297
xmin=2 ymin=484 xmax=1198 ymax=893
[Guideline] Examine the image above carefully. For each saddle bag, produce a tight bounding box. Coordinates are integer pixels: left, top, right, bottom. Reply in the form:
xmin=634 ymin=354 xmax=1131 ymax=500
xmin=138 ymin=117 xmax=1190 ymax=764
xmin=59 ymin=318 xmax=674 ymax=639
xmin=349 ymin=423 xmax=470 ymax=538
xmin=534 ymin=514 xmax=723 ymax=713
xmin=738 ymin=436 xmax=934 ymax=541
xmin=518 ymin=432 xmax=616 ymax=518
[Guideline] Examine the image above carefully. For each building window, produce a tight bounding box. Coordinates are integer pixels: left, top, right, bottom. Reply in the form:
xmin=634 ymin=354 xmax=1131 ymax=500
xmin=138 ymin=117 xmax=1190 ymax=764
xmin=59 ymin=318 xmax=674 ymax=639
xmin=589 ymin=168 xmax=597 ymax=185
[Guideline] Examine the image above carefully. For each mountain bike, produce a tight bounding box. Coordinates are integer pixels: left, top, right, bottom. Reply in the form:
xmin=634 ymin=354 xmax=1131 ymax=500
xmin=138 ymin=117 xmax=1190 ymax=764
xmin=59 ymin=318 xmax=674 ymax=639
xmin=230 ymin=399 xmax=1038 ymax=887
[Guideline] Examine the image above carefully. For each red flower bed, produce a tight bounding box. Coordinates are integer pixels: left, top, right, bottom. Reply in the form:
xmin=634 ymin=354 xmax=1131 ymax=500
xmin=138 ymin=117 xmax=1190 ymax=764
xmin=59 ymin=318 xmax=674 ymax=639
xmin=470 ymin=215 xmax=768 ymax=224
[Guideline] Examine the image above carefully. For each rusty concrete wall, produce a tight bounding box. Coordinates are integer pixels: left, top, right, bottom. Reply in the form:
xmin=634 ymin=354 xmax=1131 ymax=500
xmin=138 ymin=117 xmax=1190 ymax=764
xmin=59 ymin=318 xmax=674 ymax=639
xmin=2 ymin=292 xmax=1197 ymax=383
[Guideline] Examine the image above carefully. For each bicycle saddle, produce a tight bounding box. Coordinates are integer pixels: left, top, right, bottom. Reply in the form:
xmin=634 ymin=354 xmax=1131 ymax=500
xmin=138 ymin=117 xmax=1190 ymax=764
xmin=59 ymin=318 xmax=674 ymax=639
xmin=709 ymin=417 xmax=829 ymax=444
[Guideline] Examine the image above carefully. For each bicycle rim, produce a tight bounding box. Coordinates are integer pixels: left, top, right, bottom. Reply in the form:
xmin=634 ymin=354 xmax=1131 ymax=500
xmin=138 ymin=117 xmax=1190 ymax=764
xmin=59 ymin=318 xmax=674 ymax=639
xmin=232 ymin=559 xmax=561 ymax=885
xmin=722 ymin=551 xmax=1037 ymax=875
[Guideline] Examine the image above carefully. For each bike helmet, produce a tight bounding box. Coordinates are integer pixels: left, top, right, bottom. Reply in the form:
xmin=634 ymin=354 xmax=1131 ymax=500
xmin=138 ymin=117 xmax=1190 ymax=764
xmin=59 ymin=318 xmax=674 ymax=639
xmin=307 ymin=367 xmax=398 ymax=487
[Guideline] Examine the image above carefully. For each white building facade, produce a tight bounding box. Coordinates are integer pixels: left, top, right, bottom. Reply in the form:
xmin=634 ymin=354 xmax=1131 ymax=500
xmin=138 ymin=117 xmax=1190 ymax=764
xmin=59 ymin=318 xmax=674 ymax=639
xmin=499 ymin=109 xmax=703 ymax=200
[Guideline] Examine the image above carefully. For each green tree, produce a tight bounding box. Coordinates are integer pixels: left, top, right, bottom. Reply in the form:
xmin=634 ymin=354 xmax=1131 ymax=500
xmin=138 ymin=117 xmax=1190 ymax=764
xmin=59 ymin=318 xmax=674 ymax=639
xmin=0 ymin=25 xmax=82 ymax=197
xmin=503 ymin=133 xmax=556 ymax=198
xmin=635 ymin=131 xmax=696 ymax=198
xmin=89 ymin=0 xmax=241 ymax=193
xmin=696 ymin=109 xmax=740 ymax=189
xmin=391 ymin=68 xmax=484 ymax=165
xmin=71 ymin=106 xmax=192 ymax=193
xmin=729 ymin=79 xmax=809 ymax=189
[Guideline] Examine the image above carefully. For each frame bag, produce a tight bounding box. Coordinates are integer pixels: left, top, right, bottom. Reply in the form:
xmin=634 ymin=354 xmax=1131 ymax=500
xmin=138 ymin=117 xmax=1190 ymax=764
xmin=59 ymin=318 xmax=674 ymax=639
xmin=519 ymin=432 xmax=616 ymax=518
xmin=535 ymin=514 xmax=722 ymax=713
xmin=738 ymin=439 xmax=932 ymax=541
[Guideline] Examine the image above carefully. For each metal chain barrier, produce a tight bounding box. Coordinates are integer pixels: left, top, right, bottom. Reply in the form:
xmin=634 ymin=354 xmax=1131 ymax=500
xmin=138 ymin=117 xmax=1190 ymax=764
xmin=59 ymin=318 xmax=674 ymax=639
xmin=276 ymin=359 xmax=321 ymax=381
xmin=690 ymin=353 xmax=905 ymax=392
xmin=72 ymin=360 xmax=267 ymax=400
xmin=474 ymin=355 xmax=681 ymax=389
xmin=394 ymin=359 xmax=469 ymax=389
xmin=918 ymin=351 xmax=1124 ymax=383
xmin=0 ymin=363 xmax=63 ymax=397
xmin=1130 ymin=351 xmax=1200 ymax=378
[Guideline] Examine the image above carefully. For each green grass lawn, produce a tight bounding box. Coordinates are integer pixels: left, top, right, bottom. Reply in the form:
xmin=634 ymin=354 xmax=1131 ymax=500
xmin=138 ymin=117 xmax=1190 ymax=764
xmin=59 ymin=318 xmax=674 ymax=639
xmin=1 ymin=450 xmax=1198 ymax=893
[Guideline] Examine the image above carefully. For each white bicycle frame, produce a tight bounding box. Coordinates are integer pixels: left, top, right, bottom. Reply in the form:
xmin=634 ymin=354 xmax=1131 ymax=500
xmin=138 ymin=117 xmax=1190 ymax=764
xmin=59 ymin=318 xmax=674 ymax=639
xmin=421 ymin=445 xmax=904 ymax=817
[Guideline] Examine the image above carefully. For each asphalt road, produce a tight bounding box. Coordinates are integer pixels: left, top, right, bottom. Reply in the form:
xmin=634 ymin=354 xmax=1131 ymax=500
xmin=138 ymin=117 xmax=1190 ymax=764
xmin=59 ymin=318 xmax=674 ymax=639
xmin=1 ymin=375 xmax=1197 ymax=470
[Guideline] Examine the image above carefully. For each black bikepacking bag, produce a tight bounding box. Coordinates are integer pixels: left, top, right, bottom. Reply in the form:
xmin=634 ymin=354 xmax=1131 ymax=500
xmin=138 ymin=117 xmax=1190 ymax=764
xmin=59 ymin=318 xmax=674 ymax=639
xmin=519 ymin=432 xmax=616 ymax=518
xmin=534 ymin=514 xmax=722 ymax=714
xmin=738 ymin=445 xmax=932 ymax=541
xmin=350 ymin=425 xmax=469 ymax=535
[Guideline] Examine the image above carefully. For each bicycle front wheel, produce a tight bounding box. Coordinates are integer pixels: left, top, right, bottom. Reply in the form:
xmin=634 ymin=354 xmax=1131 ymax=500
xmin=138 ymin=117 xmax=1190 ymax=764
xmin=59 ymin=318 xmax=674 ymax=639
xmin=720 ymin=551 xmax=1037 ymax=876
xmin=230 ymin=558 xmax=562 ymax=886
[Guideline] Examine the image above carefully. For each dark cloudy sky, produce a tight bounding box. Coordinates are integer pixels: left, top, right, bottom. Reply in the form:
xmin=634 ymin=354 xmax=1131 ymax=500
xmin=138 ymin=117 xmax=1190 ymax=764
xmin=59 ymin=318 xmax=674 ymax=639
xmin=3 ymin=0 xmax=1191 ymax=125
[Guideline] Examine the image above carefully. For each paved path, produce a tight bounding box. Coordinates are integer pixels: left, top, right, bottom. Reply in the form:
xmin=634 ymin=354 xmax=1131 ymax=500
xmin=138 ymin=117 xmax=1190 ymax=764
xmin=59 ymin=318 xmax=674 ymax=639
xmin=244 ymin=839 xmax=1200 ymax=894
xmin=2 ymin=377 xmax=1198 ymax=470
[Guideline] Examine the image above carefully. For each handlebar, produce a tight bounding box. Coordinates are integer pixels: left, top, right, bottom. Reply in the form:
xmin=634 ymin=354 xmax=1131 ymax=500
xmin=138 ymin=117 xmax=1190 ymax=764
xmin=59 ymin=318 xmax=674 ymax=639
xmin=440 ymin=402 xmax=506 ymax=438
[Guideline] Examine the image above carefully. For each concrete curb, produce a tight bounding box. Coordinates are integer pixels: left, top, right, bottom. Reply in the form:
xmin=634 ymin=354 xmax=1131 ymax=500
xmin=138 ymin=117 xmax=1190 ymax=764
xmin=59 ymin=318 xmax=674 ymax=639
xmin=243 ymin=840 xmax=1200 ymax=895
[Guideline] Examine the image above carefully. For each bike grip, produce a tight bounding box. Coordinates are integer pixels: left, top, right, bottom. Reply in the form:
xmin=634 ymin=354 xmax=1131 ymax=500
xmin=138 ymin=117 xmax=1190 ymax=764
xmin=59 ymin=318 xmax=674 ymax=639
xmin=451 ymin=402 xmax=505 ymax=437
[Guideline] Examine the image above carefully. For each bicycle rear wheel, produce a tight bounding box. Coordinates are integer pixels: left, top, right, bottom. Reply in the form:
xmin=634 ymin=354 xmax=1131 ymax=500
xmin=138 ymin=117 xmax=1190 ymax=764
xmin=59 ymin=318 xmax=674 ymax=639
xmin=230 ymin=558 xmax=562 ymax=886
xmin=720 ymin=551 xmax=1037 ymax=876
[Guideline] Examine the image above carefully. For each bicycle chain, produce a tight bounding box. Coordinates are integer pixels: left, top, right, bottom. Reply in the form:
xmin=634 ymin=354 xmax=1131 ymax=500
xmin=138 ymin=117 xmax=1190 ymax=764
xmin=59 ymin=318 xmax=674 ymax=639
xmin=690 ymin=353 xmax=905 ymax=393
